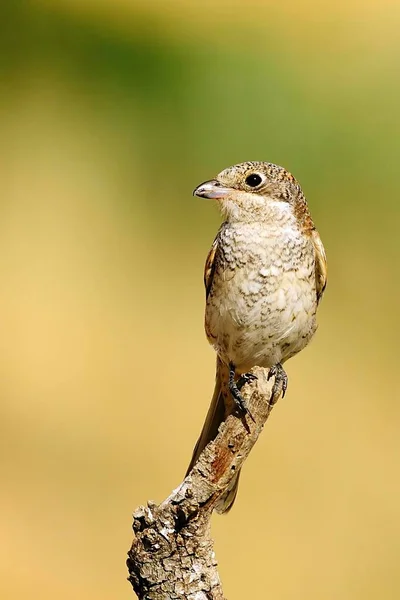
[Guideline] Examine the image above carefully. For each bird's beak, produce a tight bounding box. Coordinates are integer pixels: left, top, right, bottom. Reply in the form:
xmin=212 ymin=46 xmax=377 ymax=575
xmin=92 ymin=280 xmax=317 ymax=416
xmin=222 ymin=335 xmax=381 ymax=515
xmin=193 ymin=179 xmax=231 ymax=199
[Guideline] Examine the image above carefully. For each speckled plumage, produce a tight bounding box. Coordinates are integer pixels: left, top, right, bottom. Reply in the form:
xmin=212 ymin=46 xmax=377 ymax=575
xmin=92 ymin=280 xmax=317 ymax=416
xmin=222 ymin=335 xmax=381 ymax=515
xmin=206 ymin=213 xmax=317 ymax=372
xmin=187 ymin=161 xmax=327 ymax=512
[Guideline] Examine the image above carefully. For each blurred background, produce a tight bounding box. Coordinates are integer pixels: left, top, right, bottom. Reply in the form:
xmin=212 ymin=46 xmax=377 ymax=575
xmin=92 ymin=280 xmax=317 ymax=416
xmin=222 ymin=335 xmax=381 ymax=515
xmin=1 ymin=0 xmax=399 ymax=598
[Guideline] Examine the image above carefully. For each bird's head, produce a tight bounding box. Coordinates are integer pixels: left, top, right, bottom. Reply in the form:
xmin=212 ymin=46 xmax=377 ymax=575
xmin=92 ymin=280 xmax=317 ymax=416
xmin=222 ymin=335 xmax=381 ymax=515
xmin=193 ymin=161 xmax=313 ymax=229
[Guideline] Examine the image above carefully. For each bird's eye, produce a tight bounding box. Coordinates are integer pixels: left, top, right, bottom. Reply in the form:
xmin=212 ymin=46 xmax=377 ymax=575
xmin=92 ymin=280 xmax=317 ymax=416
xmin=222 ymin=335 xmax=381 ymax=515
xmin=245 ymin=173 xmax=263 ymax=188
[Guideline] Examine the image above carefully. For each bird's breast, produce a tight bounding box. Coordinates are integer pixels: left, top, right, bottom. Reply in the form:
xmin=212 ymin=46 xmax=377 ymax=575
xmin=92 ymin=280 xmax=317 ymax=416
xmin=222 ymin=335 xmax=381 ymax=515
xmin=205 ymin=222 xmax=317 ymax=369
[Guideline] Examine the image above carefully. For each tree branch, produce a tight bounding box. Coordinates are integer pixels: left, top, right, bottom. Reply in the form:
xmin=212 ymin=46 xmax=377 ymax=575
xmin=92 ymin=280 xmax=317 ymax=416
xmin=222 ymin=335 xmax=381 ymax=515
xmin=127 ymin=366 xmax=278 ymax=599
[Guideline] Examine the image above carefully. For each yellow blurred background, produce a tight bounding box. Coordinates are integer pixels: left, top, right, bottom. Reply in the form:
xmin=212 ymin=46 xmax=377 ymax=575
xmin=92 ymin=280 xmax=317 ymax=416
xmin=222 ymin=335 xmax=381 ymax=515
xmin=1 ymin=1 xmax=399 ymax=598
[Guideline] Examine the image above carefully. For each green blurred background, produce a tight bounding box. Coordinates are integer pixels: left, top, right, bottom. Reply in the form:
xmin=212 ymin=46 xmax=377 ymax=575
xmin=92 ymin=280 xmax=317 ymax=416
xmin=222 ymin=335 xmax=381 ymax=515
xmin=1 ymin=1 xmax=399 ymax=598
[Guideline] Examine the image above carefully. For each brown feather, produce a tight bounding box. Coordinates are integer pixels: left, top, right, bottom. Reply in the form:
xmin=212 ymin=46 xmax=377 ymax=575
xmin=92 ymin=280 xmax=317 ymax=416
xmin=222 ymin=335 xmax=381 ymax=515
xmin=204 ymin=235 xmax=219 ymax=299
xmin=186 ymin=357 xmax=226 ymax=476
xmin=311 ymin=229 xmax=328 ymax=302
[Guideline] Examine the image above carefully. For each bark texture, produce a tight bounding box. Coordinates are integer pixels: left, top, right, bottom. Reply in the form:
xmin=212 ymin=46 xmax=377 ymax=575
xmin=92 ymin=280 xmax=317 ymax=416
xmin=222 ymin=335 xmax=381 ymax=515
xmin=127 ymin=366 xmax=278 ymax=599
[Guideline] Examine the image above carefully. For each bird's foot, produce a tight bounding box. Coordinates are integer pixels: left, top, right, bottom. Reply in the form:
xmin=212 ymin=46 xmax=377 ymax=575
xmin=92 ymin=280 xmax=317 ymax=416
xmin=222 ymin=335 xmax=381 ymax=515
xmin=237 ymin=372 xmax=258 ymax=391
xmin=229 ymin=363 xmax=256 ymax=422
xmin=267 ymin=363 xmax=288 ymax=402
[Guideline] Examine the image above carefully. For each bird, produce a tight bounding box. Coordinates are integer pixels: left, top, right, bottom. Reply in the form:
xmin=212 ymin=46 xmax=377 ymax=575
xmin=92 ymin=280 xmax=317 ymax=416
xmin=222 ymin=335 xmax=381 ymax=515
xmin=186 ymin=161 xmax=327 ymax=513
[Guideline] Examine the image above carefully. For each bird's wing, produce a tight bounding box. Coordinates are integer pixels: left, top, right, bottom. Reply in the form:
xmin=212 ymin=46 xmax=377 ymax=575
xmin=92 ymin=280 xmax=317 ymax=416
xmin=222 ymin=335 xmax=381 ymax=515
xmin=312 ymin=230 xmax=327 ymax=303
xmin=204 ymin=235 xmax=219 ymax=299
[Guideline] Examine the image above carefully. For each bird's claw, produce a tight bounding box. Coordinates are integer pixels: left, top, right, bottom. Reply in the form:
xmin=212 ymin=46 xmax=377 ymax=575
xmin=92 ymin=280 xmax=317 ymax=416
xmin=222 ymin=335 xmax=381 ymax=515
xmin=237 ymin=372 xmax=258 ymax=390
xmin=267 ymin=363 xmax=288 ymax=401
xmin=230 ymin=386 xmax=256 ymax=422
xmin=229 ymin=364 xmax=256 ymax=422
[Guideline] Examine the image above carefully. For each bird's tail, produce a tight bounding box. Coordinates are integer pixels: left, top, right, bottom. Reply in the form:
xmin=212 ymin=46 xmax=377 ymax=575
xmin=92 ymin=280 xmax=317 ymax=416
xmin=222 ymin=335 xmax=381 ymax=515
xmin=186 ymin=358 xmax=241 ymax=514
